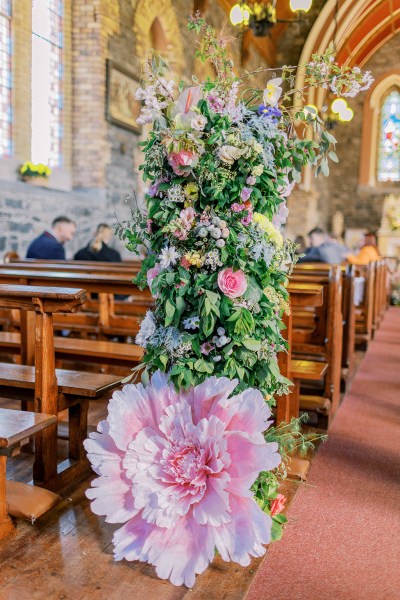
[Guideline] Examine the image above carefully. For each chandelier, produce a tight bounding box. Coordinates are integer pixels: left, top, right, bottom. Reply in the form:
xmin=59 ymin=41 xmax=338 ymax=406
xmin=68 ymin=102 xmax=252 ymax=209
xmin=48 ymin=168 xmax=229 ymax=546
xmin=230 ymin=0 xmax=313 ymax=37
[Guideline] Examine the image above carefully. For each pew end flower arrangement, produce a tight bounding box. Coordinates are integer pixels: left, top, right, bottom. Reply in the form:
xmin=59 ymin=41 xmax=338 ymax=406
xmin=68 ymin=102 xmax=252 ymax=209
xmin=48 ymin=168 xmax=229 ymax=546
xmin=86 ymin=16 xmax=371 ymax=588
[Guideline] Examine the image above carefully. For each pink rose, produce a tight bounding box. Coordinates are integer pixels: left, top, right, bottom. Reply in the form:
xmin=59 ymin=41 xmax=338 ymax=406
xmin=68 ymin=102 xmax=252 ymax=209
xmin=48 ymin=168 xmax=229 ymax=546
xmin=147 ymin=263 xmax=162 ymax=294
xmin=270 ymin=493 xmax=286 ymax=517
xmin=168 ymin=150 xmax=198 ymax=176
xmin=218 ymin=267 xmax=248 ymax=299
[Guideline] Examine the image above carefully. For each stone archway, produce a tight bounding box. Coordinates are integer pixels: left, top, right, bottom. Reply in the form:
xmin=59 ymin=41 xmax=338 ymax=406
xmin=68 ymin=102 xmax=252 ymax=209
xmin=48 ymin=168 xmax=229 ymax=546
xmin=133 ymin=0 xmax=185 ymax=77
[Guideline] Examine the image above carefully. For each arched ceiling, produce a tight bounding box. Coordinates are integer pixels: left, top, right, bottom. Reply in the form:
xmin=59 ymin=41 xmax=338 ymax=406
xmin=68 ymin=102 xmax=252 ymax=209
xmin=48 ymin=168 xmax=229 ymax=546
xmin=296 ymin=0 xmax=400 ymax=107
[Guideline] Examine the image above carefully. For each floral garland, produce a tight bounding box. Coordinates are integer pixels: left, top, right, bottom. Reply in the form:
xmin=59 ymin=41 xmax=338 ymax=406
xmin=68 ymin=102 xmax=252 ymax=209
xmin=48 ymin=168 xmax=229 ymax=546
xmin=87 ymin=17 xmax=372 ymax=587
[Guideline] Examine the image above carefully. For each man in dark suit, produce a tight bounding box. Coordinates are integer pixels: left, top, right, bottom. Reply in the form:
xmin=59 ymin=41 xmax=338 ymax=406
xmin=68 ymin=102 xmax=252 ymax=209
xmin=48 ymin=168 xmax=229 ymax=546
xmin=26 ymin=216 xmax=76 ymax=260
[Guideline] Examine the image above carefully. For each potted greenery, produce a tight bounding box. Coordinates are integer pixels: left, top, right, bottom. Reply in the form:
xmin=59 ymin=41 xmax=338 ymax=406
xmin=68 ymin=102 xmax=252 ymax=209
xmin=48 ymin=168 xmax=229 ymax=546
xmin=19 ymin=162 xmax=52 ymax=187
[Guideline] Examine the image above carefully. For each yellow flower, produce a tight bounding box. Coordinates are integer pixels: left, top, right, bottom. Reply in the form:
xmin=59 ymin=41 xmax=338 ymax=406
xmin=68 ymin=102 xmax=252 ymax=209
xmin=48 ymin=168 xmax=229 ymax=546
xmin=253 ymin=212 xmax=283 ymax=247
xmin=184 ymin=251 xmax=205 ymax=268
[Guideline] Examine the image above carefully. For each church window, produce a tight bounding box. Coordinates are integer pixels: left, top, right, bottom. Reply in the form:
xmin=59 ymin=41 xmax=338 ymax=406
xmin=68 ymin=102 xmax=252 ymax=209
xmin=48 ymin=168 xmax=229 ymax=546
xmin=0 ymin=0 xmax=12 ymax=157
xmin=31 ymin=0 xmax=64 ymax=167
xmin=377 ymin=89 xmax=400 ymax=182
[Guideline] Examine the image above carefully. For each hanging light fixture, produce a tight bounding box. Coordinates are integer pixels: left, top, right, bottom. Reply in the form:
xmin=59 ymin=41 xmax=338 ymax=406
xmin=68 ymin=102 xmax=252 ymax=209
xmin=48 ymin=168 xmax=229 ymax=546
xmin=230 ymin=0 xmax=312 ymax=37
xmin=289 ymin=0 xmax=313 ymax=13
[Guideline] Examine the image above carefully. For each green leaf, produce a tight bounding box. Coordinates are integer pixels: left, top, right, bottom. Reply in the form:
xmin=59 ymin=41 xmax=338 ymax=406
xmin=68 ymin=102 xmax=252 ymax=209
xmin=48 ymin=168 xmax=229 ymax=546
xmin=165 ymin=299 xmax=175 ymax=327
xmin=202 ymin=312 xmax=216 ymax=337
xmin=194 ymin=359 xmax=214 ymax=374
xmin=242 ymin=338 xmax=261 ymax=351
xmin=328 ymin=151 xmax=339 ymax=163
xmin=270 ymin=520 xmax=284 ymax=542
xmin=272 ymin=513 xmax=288 ymax=524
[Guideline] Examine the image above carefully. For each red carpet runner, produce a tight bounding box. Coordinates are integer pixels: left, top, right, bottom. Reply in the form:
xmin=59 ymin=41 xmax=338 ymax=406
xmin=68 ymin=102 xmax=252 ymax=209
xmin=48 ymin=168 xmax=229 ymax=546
xmin=247 ymin=307 xmax=400 ymax=600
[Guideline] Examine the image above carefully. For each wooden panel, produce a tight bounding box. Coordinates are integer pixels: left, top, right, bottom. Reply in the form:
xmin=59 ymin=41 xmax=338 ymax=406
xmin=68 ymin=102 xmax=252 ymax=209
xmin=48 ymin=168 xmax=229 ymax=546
xmin=0 ymin=408 xmax=56 ymax=449
xmin=0 ymin=364 xmax=122 ymax=397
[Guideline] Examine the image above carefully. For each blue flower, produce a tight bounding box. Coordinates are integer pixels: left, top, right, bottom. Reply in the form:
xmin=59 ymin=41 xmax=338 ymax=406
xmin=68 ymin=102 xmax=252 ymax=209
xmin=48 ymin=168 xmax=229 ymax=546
xmin=258 ymin=104 xmax=282 ymax=122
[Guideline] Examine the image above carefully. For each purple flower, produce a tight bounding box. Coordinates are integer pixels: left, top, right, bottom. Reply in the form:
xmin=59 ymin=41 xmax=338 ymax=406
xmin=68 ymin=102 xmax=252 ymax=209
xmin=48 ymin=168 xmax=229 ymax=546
xmin=241 ymin=212 xmax=253 ymax=226
xmin=258 ymin=105 xmax=282 ymax=122
xmin=147 ymin=182 xmax=160 ymax=197
xmin=231 ymin=202 xmax=245 ymax=213
xmin=246 ymin=175 xmax=256 ymax=186
xmin=240 ymin=187 xmax=253 ymax=201
xmin=200 ymin=342 xmax=215 ymax=355
xmin=208 ymin=94 xmax=225 ymax=113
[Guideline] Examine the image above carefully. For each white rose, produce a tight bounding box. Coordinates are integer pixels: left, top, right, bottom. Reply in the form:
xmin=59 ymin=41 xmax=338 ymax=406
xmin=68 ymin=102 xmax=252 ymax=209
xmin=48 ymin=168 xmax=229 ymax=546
xmin=218 ymin=145 xmax=243 ymax=165
xmin=191 ymin=114 xmax=207 ymax=131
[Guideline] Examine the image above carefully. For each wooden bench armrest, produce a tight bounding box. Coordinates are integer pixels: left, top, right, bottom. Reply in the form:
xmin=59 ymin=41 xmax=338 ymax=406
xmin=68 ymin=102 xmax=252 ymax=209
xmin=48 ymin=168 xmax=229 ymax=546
xmin=0 ymin=408 xmax=57 ymax=451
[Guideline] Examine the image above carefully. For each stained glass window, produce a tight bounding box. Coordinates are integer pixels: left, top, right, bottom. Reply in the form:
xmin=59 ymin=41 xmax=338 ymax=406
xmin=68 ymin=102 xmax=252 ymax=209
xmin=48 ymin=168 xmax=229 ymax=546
xmin=31 ymin=0 xmax=63 ymax=167
xmin=0 ymin=0 xmax=12 ymax=157
xmin=377 ymin=90 xmax=400 ymax=182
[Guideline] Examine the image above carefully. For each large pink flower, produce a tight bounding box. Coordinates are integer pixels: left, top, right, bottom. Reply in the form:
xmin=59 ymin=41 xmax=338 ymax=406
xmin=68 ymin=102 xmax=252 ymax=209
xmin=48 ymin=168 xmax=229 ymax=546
xmin=84 ymin=372 xmax=280 ymax=587
xmin=218 ymin=267 xmax=248 ymax=299
xmin=168 ymin=150 xmax=198 ymax=176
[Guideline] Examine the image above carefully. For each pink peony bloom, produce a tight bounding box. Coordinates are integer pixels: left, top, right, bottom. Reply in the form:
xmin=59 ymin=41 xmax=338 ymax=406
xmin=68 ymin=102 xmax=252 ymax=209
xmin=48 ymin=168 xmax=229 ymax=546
xmin=270 ymin=493 xmax=286 ymax=517
xmin=168 ymin=150 xmax=198 ymax=176
xmin=84 ymin=372 xmax=280 ymax=587
xmin=218 ymin=267 xmax=248 ymax=299
xmin=147 ymin=263 xmax=162 ymax=294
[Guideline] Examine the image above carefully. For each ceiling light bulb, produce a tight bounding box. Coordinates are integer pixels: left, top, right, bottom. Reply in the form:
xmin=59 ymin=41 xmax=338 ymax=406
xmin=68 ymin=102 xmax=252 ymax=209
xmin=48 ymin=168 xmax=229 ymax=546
xmin=290 ymin=0 xmax=313 ymax=12
xmin=339 ymin=107 xmax=354 ymax=122
xmin=331 ymin=98 xmax=347 ymax=114
xmin=230 ymin=4 xmax=245 ymax=26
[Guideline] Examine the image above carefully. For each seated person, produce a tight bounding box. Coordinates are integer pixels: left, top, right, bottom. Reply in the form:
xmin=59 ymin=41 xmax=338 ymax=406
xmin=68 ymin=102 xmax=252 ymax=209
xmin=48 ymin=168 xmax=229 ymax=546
xmin=299 ymin=227 xmax=347 ymax=264
xmin=347 ymin=232 xmax=381 ymax=265
xmin=26 ymin=216 xmax=76 ymax=260
xmin=74 ymin=224 xmax=121 ymax=262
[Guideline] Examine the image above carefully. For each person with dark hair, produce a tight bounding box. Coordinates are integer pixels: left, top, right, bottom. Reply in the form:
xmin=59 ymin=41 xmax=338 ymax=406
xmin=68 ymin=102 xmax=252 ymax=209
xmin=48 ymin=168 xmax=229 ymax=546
xmin=294 ymin=235 xmax=307 ymax=255
xmin=347 ymin=232 xmax=381 ymax=265
xmin=74 ymin=224 xmax=121 ymax=262
xmin=26 ymin=216 xmax=76 ymax=259
xmin=299 ymin=226 xmax=347 ymax=264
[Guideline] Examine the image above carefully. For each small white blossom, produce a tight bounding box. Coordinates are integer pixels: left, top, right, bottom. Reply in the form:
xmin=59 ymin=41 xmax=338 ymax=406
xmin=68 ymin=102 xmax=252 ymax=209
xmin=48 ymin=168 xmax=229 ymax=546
xmin=263 ymin=78 xmax=282 ymax=107
xmin=191 ymin=114 xmax=207 ymax=131
xmin=159 ymin=245 xmax=180 ymax=269
xmin=135 ymin=310 xmax=156 ymax=348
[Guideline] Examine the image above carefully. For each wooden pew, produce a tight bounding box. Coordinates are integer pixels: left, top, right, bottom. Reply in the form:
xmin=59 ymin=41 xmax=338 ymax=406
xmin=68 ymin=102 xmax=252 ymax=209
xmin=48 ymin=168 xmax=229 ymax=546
xmin=276 ymin=282 xmax=326 ymax=424
xmin=0 ymin=285 xmax=123 ymax=493
xmin=292 ymin=263 xmax=356 ymax=378
xmin=289 ymin=265 xmax=344 ymax=426
xmin=354 ymin=261 xmax=376 ymax=346
xmin=0 ymin=408 xmax=56 ymax=540
xmin=0 ymin=269 xmax=146 ymax=339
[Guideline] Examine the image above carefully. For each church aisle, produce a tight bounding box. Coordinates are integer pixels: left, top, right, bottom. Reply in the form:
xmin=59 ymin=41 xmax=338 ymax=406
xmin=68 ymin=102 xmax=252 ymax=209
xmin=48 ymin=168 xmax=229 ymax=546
xmin=247 ymin=307 xmax=400 ymax=600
